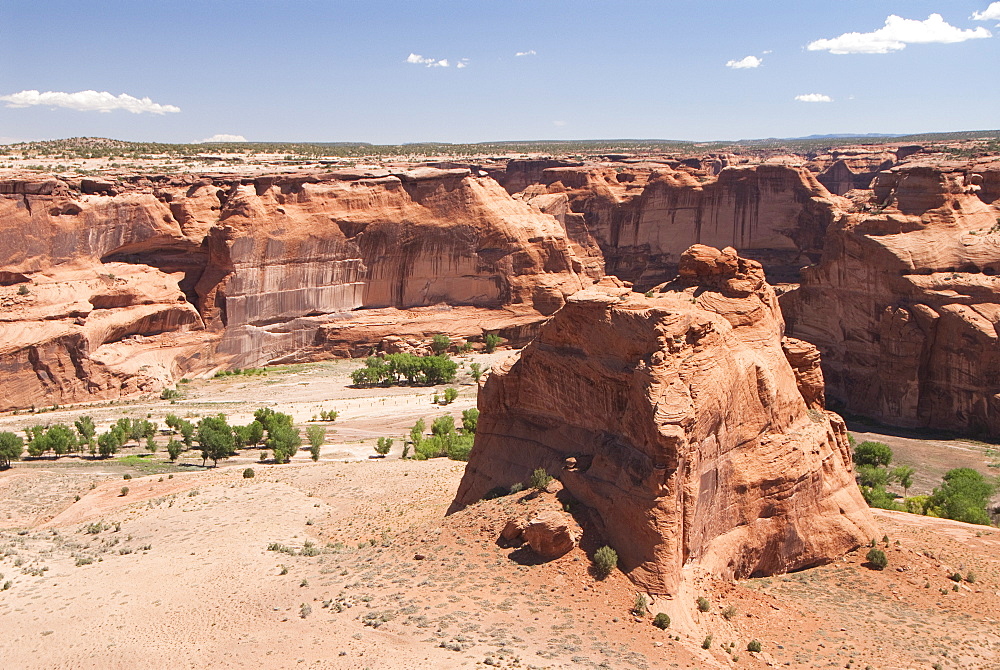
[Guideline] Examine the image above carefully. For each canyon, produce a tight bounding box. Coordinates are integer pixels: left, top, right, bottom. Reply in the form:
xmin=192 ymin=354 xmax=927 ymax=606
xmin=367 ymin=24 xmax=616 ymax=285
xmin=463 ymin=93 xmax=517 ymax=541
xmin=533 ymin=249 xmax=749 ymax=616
xmin=2 ymin=141 xmax=1000 ymax=440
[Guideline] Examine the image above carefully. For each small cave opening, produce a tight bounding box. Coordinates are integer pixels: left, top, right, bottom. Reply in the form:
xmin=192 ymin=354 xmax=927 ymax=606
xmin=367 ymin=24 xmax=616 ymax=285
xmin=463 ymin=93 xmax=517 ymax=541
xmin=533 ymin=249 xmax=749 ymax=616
xmin=101 ymin=245 xmax=209 ymax=308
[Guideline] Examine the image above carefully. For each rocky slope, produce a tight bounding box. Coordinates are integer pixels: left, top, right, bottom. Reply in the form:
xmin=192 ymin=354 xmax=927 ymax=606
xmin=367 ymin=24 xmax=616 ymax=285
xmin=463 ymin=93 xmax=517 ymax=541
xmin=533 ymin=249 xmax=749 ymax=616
xmin=452 ymin=245 xmax=875 ymax=595
xmin=0 ymin=169 xmax=602 ymax=410
xmin=783 ymin=161 xmax=1000 ymax=435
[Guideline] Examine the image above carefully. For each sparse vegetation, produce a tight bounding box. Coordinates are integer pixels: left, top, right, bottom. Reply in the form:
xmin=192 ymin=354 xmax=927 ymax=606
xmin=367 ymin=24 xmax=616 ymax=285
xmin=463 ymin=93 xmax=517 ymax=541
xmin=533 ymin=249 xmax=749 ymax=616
xmin=530 ymin=467 xmax=552 ymax=491
xmin=593 ymin=545 xmax=618 ymax=578
xmin=653 ymin=612 xmax=670 ymax=629
xmin=866 ymin=547 xmax=888 ymax=570
xmin=483 ymin=333 xmax=501 ymax=353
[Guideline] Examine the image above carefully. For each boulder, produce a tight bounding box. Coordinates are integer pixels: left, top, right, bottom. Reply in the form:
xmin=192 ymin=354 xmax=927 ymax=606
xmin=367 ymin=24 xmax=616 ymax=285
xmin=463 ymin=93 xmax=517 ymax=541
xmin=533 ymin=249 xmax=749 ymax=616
xmin=521 ymin=511 xmax=580 ymax=559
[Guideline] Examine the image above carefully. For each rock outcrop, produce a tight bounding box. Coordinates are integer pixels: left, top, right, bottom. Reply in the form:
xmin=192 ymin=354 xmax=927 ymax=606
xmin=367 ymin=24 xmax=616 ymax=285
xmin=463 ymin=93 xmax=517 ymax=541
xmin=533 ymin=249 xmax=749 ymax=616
xmin=451 ymin=245 xmax=875 ymax=595
xmin=0 ymin=169 xmax=603 ymax=410
xmin=514 ymin=163 xmax=843 ymax=288
xmin=783 ymin=162 xmax=1000 ymax=435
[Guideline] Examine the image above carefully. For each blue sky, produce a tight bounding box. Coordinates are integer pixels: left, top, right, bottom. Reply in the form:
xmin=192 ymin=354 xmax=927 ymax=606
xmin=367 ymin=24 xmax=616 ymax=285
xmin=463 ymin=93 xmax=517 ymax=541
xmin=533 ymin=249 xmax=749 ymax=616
xmin=0 ymin=0 xmax=997 ymax=144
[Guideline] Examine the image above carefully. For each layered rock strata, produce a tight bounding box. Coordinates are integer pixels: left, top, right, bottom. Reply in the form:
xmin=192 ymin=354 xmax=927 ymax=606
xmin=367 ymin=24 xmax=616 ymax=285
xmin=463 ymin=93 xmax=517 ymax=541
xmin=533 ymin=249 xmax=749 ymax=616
xmin=513 ymin=163 xmax=843 ymax=288
xmin=0 ymin=169 xmax=602 ymax=409
xmin=783 ymin=162 xmax=1000 ymax=435
xmin=451 ymin=245 xmax=875 ymax=595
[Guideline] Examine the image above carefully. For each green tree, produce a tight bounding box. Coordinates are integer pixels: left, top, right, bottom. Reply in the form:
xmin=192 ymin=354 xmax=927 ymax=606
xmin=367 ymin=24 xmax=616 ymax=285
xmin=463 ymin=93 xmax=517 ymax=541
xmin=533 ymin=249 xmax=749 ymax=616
xmin=462 ymin=408 xmax=479 ymax=434
xmin=97 ymin=428 xmax=124 ymax=458
xmin=0 ymin=431 xmax=24 ymax=469
xmin=409 ymin=418 xmax=425 ymax=450
xmin=853 ymin=441 xmax=893 ymax=467
xmin=928 ymin=468 xmax=996 ymax=525
xmin=245 ymin=420 xmax=264 ymax=447
xmin=74 ymin=415 xmax=96 ymax=446
xmin=375 ymin=437 xmax=392 ymax=455
xmin=166 ymin=439 xmax=184 ymax=462
xmin=469 ymin=362 xmax=484 ymax=383
xmin=442 ymin=387 xmax=459 ymax=404
xmin=46 ymin=425 xmax=76 ymax=456
xmin=892 ymin=465 xmax=915 ymax=499
xmin=197 ymin=415 xmax=235 ymax=467
xmin=483 ymin=333 xmax=501 ymax=353
xmin=431 ymin=334 xmax=450 ymax=355
xmin=269 ymin=424 xmax=301 ymax=464
xmin=306 ymin=424 xmax=326 ymax=462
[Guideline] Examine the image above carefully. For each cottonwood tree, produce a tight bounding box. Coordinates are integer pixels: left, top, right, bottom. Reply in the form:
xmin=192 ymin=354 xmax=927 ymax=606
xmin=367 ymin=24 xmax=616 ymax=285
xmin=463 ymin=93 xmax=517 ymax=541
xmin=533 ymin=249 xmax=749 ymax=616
xmin=0 ymin=431 xmax=23 ymax=469
xmin=197 ymin=415 xmax=235 ymax=467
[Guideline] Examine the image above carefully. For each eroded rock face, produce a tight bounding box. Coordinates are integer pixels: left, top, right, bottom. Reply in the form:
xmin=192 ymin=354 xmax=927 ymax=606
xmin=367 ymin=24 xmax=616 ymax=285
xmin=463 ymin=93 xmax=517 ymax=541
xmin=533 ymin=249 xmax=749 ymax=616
xmin=514 ymin=163 xmax=842 ymax=288
xmin=783 ymin=162 xmax=1000 ymax=435
xmin=451 ymin=245 xmax=875 ymax=595
xmin=0 ymin=170 xmax=602 ymax=409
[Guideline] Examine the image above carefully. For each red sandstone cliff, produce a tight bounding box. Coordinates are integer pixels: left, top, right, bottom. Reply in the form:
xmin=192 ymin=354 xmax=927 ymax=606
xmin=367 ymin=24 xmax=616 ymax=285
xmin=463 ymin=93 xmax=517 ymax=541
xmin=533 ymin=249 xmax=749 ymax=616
xmin=0 ymin=169 xmax=602 ymax=410
xmin=783 ymin=161 xmax=1000 ymax=435
xmin=509 ymin=162 xmax=844 ymax=288
xmin=451 ymin=245 xmax=875 ymax=595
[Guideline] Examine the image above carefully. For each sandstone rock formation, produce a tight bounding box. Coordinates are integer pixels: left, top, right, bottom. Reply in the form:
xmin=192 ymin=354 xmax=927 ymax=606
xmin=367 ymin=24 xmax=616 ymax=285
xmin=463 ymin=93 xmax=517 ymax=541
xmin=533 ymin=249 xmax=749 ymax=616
xmin=0 ymin=169 xmax=602 ymax=410
xmin=520 ymin=510 xmax=581 ymax=560
xmin=512 ymin=163 xmax=843 ymax=288
xmin=783 ymin=162 xmax=1000 ymax=435
xmin=451 ymin=245 xmax=875 ymax=595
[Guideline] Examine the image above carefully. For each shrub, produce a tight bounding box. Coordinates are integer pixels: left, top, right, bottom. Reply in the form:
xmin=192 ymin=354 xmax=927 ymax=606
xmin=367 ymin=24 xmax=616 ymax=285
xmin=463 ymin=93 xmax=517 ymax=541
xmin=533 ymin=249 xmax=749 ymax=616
xmin=442 ymin=387 xmax=459 ymax=404
xmin=375 ymin=437 xmax=393 ymax=456
xmin=653 ymin=613 xmax=670 ymax=629
xmin=593 ymin=545 xmax=618 ymax=578
xmin=17 ymin=284 xmax=29 ymax=295
xmin=509 ymin=482 xmax=524 ymax=494
xmin=120 ymin=486 xmax=129 ymax=497
xmin=948 ymin=571 xmax=962 ymax=582
xmin=866 ymin=548 xmax=888 ymax=570
xmin=697 ymin=596 xmax=710 ymax=612
xmin=123 ymin=473 xmax=132 ymax=480
xmin=853 ymin=441 xmax=893 ymax=467
xmin=160 ymin=388 xmax=179 ymax=400
xmin=747 ymin=640 xmax=762 ymax=653
xmin=702 ymin=634 xmax=713 ymax=649
xmin=722 ymin=605 xmax=737 ymax=620
xmin=530 ymin=467 xmax=552 ymax=491
xmin=243 ymin=468 xmax=255 ymax=479
xmin=966 ymin=570 xmax=977 ymax=583
xmin=483 ymin=333 xmax=501 ymax=353
xmin=631 ymin=593 xmax=648 ymax=616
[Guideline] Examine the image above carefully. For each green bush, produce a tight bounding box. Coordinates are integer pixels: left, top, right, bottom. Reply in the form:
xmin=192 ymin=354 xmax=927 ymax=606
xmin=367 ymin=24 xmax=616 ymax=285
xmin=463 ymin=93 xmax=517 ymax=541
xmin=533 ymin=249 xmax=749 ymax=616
xmin=697 ymin=596 xmax=710 ymax=612
xmin=530 ymin=467 xmax=552 ymax=491
xmin=306 ymin=424 xmax=326 ymax=462
xmin=631 ymin=593 xmax=648 ymax=616
xmin=722 ymin=604 xmax=737 ymax=620
xmin=469 ymin=362 xmax=484 ymax=382
xmin=866 ymin=548 xmax=888 ymax=570
xmin=853 ymin=441 xmax=893 ymax=467
xmin=653 ymin=612 xmax=670 ymax=629
xmin=243 ymin=468 xmax=255 ymax=478
xmin=484 ymin=333 xmax=501 ymax=353
xmin=431 ymin=334 xmax=450 ymax=355
xmin=702 ymin=634 xmax=713 ymax=649
xmin=442 ymin=387 xmax=459 ymax=404
xmin=747 ymin=639 xmax=762 ymax=653
xmin=593 ymin=545 xmax=618 ymax=578
xmin=375 ymin=437 xmax=393 ymax=455
xmin=120 ymin=486 xmax=129 ymax=497
xmin=166 ymin=439 xmax=184 ymax=462
xmin=461 ymin=408 xmax=479 ymax=434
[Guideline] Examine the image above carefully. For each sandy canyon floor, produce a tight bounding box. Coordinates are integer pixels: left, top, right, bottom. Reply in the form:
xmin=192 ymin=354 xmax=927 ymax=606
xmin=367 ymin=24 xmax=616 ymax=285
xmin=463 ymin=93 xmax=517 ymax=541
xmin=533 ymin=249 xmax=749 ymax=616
xmin=2 ymin=354 xmax=1000 ymax=669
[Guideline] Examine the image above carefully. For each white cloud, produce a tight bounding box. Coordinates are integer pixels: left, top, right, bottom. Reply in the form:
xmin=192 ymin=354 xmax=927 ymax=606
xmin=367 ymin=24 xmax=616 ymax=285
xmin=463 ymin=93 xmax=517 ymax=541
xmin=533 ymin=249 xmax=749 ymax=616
xmin=553 ymin=120 xmax=566 ymax=127
xmin=0 ymin=89 xmax=180 ymax=114
xmin=725 ymin=55 xmax=763 ymax=69
xmin=972 ymin=2 xmax=1000 ymax=24
xmin=515 ymin=50 xmax=536 ymax=57
xmin=795 ymin=93 xmax=833 ymax=103
xmin=196 ymin=134 xmax=246 ymax=143
xmin=807 ymin=13 xmax=991 ymax=54
xmin=456 ymin=58 xmax=469 ymax=69
xmin=406 ymin=53 xmax=449 ymax=67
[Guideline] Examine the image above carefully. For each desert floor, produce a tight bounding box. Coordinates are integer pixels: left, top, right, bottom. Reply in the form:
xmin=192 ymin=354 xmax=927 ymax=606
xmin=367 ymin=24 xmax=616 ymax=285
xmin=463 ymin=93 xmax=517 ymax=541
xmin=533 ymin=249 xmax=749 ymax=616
xmin=2 ymin=354 xmax=1000 ymax=669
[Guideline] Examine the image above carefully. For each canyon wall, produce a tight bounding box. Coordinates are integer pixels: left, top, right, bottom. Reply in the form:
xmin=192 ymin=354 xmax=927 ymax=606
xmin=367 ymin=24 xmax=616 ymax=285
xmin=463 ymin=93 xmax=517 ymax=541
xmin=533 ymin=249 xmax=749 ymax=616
xmin=783 ymin=161 xmax=1000 ymax=435
xmin=0 ymin=169 xmax=602 ymax=410
xmin=506 ymin=161 xmax=844 ymax=289
xmin=452 ymin=246 xmax=875 ymax=595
